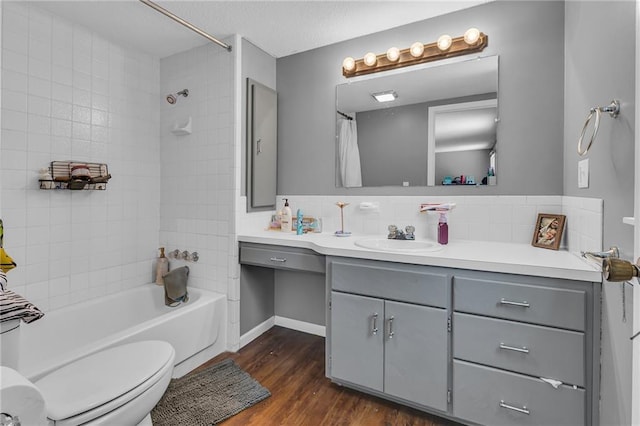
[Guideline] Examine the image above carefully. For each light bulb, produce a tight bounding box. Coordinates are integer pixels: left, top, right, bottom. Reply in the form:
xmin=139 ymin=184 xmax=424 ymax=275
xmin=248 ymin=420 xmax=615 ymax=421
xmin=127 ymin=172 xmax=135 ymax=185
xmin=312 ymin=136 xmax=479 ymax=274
xmin=410 ymin=42 xmax=424 ymax=58
xmin=464 ymin=27 xmax=480 ymax=45
xmin=386 ymin=47 xmax=400 ymax=62
xmin=437 ymin=34 xmax=452 ymax=51
xmin=363 ymin=52 xmax=377 ymax=67
xmin=342 ymin=56 xmax=356 ymax=72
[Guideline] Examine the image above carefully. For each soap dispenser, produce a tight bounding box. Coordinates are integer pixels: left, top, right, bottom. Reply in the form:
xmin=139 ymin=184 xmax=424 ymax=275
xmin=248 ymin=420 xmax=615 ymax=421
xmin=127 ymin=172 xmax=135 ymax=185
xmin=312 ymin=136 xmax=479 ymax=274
xmin=438 ymin=212 xmax=448 ymax=245
xmin=281 ymin=199 xmax=292 ymax=232
xmin=296 ymin=209 xmax=304 ymax=235
xmin=155 ymin=247 xmax=169 ymax=285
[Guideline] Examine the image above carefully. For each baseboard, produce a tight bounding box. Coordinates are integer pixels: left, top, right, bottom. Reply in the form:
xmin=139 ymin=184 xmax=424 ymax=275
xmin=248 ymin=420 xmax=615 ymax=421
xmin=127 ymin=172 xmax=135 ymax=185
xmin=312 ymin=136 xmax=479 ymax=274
xmin=240 ymin=317 xmax=275 ymax=349
xmin=275 ymin=316 xmax=326 ymax=337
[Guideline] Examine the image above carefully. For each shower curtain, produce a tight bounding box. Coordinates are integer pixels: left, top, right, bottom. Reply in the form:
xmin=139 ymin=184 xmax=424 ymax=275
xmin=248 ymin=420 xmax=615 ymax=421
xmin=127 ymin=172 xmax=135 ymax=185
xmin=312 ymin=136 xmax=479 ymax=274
xmin=338 ymin=117 xmax=362 ymax=187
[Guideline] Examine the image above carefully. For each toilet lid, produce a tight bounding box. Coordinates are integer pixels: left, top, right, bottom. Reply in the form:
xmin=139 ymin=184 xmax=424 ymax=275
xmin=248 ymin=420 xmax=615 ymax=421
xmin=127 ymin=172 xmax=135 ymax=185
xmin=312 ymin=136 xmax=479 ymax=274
xmin=35 ymin=340 xmax=174 ymax=421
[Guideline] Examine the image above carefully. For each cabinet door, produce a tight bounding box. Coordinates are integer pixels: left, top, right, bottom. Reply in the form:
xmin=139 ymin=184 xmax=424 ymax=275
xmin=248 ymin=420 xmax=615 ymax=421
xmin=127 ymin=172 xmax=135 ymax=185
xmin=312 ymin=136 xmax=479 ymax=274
xmin=384 ymin=300 xmax=448 ymax=411
xmin=330 ymin=291 xmax=384 ymax=392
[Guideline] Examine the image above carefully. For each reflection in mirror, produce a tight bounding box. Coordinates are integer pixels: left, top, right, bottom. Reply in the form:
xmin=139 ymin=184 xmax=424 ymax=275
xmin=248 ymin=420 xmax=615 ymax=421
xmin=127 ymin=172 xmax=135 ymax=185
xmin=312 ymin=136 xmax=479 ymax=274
xmin=336 ymin=55 xmax=498 ymax=188
xmin=428 ymin=98 xmax=497 ymax=186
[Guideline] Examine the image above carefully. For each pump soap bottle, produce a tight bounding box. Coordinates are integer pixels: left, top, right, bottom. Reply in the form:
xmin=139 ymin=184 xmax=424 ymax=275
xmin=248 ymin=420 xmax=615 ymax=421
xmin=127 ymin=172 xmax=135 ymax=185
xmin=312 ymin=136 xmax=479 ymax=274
xmin=438 ymin=213 xmax=449 ymax=245
xmin=155 ymin=247 xmax=169 ymax=285
xmin=281 ymin=199 xmax=292 ymax=232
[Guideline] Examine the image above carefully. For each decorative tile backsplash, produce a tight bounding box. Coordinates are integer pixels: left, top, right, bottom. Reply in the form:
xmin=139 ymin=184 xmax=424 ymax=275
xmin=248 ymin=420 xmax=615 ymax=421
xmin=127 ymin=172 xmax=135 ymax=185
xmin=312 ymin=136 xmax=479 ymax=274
xmin=240 ymin=195 xmax=603 ymax=254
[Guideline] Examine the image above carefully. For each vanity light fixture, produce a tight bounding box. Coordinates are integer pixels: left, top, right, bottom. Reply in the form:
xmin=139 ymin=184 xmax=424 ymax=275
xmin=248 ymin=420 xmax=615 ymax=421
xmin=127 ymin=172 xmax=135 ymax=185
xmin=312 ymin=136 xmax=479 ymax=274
xmin=372 ymin=90 xmax=398 ymax=103
xmin=342 ymin=28 xmax=488 ymax=78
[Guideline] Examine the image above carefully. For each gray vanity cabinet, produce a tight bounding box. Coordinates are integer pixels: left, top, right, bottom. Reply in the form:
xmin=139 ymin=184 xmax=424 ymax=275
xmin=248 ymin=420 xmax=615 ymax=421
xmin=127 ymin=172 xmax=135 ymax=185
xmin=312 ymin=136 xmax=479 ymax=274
xmin=328 ymin=258 xmax=449 ymax=413
xmin=327 ymin=256 xmax=600 ymax=426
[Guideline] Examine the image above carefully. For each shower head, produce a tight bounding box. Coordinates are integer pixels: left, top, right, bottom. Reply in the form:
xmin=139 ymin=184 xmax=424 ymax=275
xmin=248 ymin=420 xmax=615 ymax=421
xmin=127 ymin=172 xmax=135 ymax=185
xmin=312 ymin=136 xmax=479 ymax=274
xmin=166 ymin=89 xmax=189 ymax=104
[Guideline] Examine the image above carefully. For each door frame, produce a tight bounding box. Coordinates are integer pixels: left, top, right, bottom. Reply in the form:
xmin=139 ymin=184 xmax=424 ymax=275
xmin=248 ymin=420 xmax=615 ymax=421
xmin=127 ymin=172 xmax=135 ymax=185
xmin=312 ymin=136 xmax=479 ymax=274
xmin=633 ymin=2 xmax=640 ymax=424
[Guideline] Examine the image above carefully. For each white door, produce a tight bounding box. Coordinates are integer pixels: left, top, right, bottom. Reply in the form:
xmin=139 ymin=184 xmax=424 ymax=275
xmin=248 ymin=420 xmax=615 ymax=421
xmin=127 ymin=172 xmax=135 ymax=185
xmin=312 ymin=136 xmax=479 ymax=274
xmin=633 ymin=3 xmax=640 ymax=424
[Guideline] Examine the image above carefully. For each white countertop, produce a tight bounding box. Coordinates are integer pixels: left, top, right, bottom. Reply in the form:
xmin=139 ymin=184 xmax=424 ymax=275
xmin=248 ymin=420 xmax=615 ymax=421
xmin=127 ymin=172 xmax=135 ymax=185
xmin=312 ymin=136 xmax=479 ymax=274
xmin=238 ymin=231 xmax=602 ymax=282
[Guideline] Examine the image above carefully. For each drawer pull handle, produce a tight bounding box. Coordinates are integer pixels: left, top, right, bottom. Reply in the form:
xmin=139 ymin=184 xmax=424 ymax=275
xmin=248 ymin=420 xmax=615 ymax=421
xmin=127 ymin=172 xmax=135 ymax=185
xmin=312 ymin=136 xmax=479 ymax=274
xmin=388 ymin=316 xmax=395 ymax=339
xmin=499 ymin=343 xmax=530 ymax=354
xmin=500 ymin=400 xmax=530 ymax=415
xmin=371 ymin=313 xmax=379 ymax=335
xmin=500 ymin=298 xmax=530 ymax=308
xmin=269 ymin=257 xmax=287 ymax=262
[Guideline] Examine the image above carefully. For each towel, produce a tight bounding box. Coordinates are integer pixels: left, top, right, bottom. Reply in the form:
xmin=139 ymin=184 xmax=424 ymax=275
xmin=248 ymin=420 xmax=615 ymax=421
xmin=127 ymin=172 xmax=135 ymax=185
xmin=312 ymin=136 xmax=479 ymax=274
xmin=0 ymin=289 xmax=44 ymax=324
xmin=0 ymin=220 xmax=17 ymax=273
xmin=0 ymin=271 xmax=7 ymax=292
xmin=163 ymin=266 xmax=189 ymax=307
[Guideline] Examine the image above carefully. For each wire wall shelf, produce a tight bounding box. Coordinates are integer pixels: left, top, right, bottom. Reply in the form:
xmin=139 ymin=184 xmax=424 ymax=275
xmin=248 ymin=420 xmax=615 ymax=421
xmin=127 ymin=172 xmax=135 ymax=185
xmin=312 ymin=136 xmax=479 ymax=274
xmin=39 ymin=161 xmax=111 ymax=190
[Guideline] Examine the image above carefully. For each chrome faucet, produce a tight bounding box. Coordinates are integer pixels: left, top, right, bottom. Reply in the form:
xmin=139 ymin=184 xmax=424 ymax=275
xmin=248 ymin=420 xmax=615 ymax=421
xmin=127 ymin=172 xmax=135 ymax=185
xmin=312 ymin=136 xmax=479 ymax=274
xmin=388 ymin=225 xmax=415 ymax=240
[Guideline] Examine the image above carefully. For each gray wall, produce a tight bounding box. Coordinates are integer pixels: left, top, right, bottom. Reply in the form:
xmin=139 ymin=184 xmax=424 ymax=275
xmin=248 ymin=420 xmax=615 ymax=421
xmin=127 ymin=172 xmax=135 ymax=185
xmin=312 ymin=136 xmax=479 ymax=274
xmin=357 ymin=104 xmax=429 ymax=186
xmin=563 ymin=2 xmax=635 ymax=425
xmin=276 ymin=1 xmax=565 ymax=196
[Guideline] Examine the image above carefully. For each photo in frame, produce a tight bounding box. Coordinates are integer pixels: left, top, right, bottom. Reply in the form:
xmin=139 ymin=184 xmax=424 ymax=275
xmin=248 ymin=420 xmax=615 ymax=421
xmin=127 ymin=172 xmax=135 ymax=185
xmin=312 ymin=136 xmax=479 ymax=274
xmin=532 ymin=213 xmax=566 ymax=250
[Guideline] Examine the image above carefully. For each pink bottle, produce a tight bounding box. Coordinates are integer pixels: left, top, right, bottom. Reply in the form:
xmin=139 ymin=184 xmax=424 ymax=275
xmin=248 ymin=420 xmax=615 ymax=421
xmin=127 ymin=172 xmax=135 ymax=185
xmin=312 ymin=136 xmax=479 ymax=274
xmin=438 ymin=213 xmax=448 ymax=245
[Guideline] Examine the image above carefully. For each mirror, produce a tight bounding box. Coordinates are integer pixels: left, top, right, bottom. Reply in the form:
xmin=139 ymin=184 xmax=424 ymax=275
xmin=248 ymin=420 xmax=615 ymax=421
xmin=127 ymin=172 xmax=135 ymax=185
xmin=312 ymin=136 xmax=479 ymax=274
xmin=336 ymin=55 xmax=498 ymax=188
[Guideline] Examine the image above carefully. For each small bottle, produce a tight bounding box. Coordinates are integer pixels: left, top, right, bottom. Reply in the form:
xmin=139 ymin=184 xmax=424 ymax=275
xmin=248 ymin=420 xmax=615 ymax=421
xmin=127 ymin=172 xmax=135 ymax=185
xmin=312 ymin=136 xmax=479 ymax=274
xmin=156 ymin=247 xmax=169 ymax=285
xmin=438 ymin=213 xmax=448 ymax=245
xmin=296 ymin=209 xmax=304 ymax=235
xmin=281 ymin=199 xmax=292 ymax=232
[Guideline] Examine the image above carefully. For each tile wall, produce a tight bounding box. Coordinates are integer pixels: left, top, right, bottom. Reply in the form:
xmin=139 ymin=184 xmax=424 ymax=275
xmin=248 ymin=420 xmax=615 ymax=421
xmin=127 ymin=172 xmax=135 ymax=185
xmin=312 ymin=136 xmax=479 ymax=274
xmin=240 ymin=195 xmax=604 ymax=254
xmin=159 ymin=39 xmax=239 ymax=349
xmin=1 ymin=2 xmax=161 ymax=311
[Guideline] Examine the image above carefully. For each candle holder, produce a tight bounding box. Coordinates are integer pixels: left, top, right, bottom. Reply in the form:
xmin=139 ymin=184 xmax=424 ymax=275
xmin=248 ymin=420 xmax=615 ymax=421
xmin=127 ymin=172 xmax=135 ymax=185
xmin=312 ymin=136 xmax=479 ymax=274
xmin=334 ymin=201 xmax=351 ymax=237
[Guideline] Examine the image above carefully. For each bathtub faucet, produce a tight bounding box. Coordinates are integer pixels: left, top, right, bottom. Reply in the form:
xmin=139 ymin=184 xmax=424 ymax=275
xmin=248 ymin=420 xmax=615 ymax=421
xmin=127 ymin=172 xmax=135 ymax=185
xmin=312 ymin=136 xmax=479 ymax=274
xmin=168 ymin=249 xmax=199 ymax=262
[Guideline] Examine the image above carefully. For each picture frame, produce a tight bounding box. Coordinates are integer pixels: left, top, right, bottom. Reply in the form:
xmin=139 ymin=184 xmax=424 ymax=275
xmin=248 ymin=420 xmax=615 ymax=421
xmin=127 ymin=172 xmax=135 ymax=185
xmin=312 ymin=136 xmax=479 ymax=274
xmin=532 ymin=213 xmax=566 ymax=250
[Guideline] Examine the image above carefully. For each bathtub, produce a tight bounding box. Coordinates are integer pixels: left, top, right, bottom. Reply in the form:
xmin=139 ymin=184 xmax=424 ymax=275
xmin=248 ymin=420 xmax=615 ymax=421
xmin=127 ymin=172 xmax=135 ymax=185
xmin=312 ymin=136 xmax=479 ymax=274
xmin=11 ymin=284 xmax=227 ymax=381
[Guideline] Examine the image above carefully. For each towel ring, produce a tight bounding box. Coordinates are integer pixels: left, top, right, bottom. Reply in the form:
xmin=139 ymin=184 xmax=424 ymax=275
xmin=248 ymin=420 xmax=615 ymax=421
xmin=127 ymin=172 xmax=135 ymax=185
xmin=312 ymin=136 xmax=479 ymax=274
xmin=577 ymin=100 xmax=620 ymax=156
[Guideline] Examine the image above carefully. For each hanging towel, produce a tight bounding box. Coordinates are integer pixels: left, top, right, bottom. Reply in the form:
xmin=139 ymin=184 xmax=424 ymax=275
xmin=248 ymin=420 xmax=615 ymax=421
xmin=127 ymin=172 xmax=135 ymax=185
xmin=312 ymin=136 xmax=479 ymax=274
xmin=0 ymin=271 xmax=7 ymax=292
xmin=163 ymin=266 xmax=190 ymax=307
xmin=0 ymin=220 xmax=17 ymax=273
xmin=0 ymin=289 xmax=44 ymax=324
xmin=338 ymin=117 xmax=363 ymax=188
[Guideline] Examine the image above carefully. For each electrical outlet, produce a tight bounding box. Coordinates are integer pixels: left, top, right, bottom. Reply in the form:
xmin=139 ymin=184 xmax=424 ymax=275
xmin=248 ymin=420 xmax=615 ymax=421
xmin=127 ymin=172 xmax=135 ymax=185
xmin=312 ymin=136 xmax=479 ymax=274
xmin=578 ymin=158 xmax=589 ymax=189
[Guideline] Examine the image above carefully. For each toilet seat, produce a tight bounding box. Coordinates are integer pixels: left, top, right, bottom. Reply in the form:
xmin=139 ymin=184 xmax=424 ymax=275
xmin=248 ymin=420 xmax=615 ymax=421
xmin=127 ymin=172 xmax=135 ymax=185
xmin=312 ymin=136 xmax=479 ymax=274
xmin=35 ymin=340 xmax=175 ymax=425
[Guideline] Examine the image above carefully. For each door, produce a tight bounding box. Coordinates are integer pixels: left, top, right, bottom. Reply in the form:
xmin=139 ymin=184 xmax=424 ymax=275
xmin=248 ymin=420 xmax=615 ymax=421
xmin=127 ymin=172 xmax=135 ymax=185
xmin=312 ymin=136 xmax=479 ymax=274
xmin=633 ymin=3 xmax=640 ymax=422
xmin=384 ymin=300 xmax=448 ymax=411
xmin=247 ymin=79 xmax=277 ymax=210
xmin=330 ymin=291 xmax=384 ymax=392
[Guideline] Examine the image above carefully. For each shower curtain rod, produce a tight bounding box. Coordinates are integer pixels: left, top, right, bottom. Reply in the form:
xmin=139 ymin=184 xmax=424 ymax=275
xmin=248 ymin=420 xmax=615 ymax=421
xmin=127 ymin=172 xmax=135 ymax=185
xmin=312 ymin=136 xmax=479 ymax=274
xmin=139 ymin=0 xmax=232 ymax=52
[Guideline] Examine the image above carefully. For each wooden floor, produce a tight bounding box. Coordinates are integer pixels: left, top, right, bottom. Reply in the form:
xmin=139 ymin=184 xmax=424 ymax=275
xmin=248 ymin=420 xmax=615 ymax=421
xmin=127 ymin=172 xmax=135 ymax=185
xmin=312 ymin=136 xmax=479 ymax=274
xmin=196 ymin=326 xmax=459 ymax=426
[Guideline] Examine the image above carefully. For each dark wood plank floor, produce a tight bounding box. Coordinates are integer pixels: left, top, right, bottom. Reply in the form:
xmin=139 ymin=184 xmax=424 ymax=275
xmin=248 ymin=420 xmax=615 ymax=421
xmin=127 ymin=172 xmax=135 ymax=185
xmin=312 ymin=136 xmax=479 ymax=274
xmin=195 ymin=326 xmax=460 ymax=426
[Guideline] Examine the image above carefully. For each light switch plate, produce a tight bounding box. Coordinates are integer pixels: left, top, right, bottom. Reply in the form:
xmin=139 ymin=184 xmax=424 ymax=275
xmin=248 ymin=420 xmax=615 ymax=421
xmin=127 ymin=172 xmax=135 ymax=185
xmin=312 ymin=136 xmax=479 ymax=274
xmin=578 ymin=158 xmax=589 ymax=188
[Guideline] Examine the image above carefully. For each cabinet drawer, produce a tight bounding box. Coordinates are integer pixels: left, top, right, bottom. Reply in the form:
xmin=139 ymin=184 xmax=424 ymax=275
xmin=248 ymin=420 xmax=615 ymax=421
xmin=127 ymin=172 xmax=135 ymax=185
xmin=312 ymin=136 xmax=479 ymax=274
xmin=453 ymin=360 xmax=585 ymax=426
xmin=331 ymin=259 xmax=448 ymax=308
xmin=240 ymin=244 xmax=325 ymax=273
xmin=454 ymin=276 xmax=586 ymax=331
xmin=454 ymin=313 xmax=585 ymax=387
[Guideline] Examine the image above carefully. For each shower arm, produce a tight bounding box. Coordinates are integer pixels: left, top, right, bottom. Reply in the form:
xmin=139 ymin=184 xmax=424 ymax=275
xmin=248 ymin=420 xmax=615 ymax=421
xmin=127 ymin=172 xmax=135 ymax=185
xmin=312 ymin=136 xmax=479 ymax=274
xmin=139 ymin=0 xmax=232 ymax=52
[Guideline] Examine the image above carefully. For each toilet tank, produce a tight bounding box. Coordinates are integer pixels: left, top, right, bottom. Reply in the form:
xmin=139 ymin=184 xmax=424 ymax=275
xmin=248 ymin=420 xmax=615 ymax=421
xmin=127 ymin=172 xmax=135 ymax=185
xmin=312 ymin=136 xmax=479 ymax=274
xmin=1 ymin=319 xmax=21 ymax=369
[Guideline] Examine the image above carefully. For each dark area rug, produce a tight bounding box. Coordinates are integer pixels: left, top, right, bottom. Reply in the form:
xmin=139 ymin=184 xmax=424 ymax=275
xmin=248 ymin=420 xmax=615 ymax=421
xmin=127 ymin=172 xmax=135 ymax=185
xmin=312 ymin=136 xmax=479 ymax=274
xmin=151 ymin=358 xmax=271 ymax=425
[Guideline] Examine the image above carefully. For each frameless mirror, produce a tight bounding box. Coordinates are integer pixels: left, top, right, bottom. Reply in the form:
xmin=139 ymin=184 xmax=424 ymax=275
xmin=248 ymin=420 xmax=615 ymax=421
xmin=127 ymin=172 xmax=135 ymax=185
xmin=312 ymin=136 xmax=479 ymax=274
xmin=336 ymin=55 xmax=498 ymax=188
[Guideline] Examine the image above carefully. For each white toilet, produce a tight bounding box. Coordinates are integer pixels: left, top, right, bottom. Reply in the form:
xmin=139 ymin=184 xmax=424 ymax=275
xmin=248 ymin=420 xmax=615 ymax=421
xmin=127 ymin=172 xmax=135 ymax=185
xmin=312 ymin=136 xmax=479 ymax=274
xmin=0 ymin=339 xmax=175 ymax=425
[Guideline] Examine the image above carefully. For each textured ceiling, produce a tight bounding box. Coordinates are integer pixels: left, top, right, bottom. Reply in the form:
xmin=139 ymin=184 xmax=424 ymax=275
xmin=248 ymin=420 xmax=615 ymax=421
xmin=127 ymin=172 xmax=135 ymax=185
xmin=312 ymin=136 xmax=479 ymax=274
xmin=32 ymin=1 xmax=489 ymax=59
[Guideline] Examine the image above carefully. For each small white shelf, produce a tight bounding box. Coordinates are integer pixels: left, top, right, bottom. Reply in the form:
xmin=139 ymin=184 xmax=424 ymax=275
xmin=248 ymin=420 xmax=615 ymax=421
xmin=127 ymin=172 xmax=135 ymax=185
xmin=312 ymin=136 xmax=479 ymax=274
xmin=171 ymin=116 xmax=192 ymax=136
xmin=623 ymin=217 xmax=635 ymax=226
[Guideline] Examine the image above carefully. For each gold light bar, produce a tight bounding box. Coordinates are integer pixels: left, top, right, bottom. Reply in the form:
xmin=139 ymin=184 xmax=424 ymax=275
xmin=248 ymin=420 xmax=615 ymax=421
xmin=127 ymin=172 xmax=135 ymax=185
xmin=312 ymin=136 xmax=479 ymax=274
xmin=342 ymin=29 xmax=488 ymax=78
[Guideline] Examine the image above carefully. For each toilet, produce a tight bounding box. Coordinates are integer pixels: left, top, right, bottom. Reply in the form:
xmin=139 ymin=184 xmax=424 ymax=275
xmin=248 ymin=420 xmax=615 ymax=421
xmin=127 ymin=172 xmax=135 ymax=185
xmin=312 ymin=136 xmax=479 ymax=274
xmin=0 ymin=340 xmax=175 ymax=425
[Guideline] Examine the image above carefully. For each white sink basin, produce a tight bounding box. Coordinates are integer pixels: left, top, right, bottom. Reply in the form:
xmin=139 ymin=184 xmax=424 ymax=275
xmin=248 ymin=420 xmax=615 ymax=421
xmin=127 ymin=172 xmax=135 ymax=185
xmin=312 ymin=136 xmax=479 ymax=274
xmin=354 ymin=238 xmax=442 ymax=253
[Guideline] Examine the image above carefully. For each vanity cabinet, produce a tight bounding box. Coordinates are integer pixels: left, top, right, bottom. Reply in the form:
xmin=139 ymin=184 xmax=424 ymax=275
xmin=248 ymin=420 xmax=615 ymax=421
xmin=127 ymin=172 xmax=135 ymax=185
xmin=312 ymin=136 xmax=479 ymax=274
xmin=328 ymin=258 xmax=450 ymax=413
xmin=452 ymin=275 xmax=597 ymax=426
xmin=327 ymin=257 xmax=600 ymax=426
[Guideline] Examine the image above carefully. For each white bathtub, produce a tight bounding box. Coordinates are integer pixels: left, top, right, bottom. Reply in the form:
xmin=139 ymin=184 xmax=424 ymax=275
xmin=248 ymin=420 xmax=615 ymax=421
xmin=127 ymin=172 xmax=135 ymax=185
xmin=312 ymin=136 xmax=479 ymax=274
xmin=12 ymin=284 xmax=227 ymax=381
